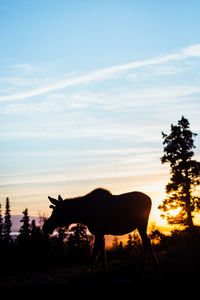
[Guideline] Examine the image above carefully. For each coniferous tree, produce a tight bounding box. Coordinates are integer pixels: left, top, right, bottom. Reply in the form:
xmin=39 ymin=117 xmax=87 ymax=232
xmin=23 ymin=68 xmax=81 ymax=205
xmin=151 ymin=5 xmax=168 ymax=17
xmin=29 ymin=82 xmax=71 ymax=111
xmin=127 ymin=234 xmax=133 ymax=249
xmin=3 ymin=197 xmax=12 ymax=242
xmin=158 ymin=116 xmax=200 ymax=228
xmin=18 ymin=208 xmax=31 ymax=239
xmin=57 ymin=227 xmax=66 ymax=243
xmin=112 ymin=237 xmax=119 ymax=250
xmin=68 ymin=223 xmax=89 ymax=249
xmin=67 ymin=224 xmax=91 ymax=265
xmin=30 ymin=219 xmax=37 ymax=235
xmin=30 ymin=219 xmax=41 ymax=238
xmin=0 ymin=204 xmax=3 ymax=241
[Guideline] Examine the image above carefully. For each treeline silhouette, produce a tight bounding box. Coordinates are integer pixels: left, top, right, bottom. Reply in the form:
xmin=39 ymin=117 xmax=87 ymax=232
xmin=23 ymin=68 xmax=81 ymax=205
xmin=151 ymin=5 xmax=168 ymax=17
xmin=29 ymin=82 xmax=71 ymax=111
xmin=0 ymin=198 xmax=95 ymax=276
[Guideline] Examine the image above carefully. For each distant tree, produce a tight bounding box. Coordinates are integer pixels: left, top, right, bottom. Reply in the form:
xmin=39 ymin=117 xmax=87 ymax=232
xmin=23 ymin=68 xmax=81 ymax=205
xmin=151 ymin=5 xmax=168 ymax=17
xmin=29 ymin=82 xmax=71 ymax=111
xmin=125 ymin=232 xmax=141 ymax=257
xmin=112 ymin=237 xmax=119 ymax=250
xmin=68 ymin=223 xmax=90 ymax=249
xmin=159 ymin=116 xmax=200 ymax=228
xmin=149 ymin=228 xmax=163 ymax=241
xmin=30 ymin=219 xmax=41 ymax=238
xmin=3 ymin=197 xmax=12 ymax=242
xmin=67 ymin=224 xmax=92 ymax=265
xmin=38 ymin=212 xmax=47 ymax=229
xmin=127 ymin=234 xmax=134 ymax=249
xmin=18 ymin=208 xmax=31 ymax=240
xmin=57 ymin=227 xmax=66 ymax=243
xmin=30 ymin=219 xmax=37 ymax=234
xmin=118 ymin=241 xmax=123 ymax=251
xmin=0 ymin=204 xmax=3 ymax=241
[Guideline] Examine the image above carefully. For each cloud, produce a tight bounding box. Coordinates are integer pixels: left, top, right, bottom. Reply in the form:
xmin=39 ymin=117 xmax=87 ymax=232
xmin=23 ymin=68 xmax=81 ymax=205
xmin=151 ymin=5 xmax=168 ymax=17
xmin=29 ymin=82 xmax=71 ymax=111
xmin=2 ymin=83 xmax=200 ymax=116
xmin=0 ymin=148 xmax=163 ymax=187
xmin=10 ymin=63 xmax=36 ymax=73
xmin=0 ymin=44 xmax=200 ymax=102
xmin=182 ymin=44 xmax=200 ymax=57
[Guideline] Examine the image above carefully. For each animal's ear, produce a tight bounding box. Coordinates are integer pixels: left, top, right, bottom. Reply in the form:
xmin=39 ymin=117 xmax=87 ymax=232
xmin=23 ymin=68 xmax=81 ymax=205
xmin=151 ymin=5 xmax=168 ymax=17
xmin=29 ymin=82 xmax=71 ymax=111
xmin=58 ymin=195 xmax=63 ymax=202
xmin=48 ymin=196 xmax=58 ymax=206
xmin=49 ymin=205 xmax=55 ymax=209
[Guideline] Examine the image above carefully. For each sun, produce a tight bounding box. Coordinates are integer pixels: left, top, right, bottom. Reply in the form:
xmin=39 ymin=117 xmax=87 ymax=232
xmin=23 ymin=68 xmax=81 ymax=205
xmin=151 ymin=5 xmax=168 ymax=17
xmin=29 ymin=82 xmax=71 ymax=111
xmin=148 ymin=187 xmax=183 ymax=230
xmin=168 ymin=207 xmax=182 ymax=217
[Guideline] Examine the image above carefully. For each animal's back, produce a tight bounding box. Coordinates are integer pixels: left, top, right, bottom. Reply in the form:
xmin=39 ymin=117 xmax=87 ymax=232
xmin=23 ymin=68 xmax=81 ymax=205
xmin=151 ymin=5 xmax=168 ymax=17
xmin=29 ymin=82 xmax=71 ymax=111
xmin=115 ymin=191 xmax=151 ymax=212
xmin=110 ymin=191 xmax=151 ymax=227
xmin=86 ymin=189 xmax=152 ymax=235
xmin=88 ymin=188 xmax=112 ymax=200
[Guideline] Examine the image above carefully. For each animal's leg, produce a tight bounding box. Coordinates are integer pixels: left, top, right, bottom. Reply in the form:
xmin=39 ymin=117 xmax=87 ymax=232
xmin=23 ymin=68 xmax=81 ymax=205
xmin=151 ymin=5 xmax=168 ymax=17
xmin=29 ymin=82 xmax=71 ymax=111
xmin=138 ymin=225 xmax=158 ymax=270
xmin=98 ymin=236 xmax=106 ymax=273
xmin=90 ymin=236 xmax=101 ymax=275
xmin=90 ymin=235 xmax=105 ymax=274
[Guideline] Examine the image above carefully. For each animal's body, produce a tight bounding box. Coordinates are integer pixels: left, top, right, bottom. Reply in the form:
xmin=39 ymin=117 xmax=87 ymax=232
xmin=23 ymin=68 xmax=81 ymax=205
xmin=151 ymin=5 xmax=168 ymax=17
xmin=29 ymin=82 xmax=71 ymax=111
xmin=43 ymin=188 xmax=158 ymax=272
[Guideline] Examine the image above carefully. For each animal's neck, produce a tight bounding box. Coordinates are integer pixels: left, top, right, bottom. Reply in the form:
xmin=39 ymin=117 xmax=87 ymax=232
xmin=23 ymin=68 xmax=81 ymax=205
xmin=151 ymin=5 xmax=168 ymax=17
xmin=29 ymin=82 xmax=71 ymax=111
xmin=62 ymin=195 xmax=88 ymax=225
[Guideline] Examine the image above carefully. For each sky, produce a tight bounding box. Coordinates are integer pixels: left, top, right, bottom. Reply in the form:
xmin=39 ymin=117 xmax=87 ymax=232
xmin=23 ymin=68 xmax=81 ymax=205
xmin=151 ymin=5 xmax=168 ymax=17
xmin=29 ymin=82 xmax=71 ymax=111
xmin=0 ymin=0 xmax=200 ymax=229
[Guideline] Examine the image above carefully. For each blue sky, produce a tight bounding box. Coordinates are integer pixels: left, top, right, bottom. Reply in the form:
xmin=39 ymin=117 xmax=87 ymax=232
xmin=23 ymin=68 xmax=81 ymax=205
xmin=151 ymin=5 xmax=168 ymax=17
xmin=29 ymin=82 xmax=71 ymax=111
xmin=0 ymin=0 xmax=200 ymax=227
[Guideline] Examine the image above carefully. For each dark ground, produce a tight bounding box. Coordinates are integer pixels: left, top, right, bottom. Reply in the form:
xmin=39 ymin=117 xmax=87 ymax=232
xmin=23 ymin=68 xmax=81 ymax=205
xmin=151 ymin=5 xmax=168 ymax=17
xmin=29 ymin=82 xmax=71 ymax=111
xmin=1 ymin=240 xmax=200 ymax=294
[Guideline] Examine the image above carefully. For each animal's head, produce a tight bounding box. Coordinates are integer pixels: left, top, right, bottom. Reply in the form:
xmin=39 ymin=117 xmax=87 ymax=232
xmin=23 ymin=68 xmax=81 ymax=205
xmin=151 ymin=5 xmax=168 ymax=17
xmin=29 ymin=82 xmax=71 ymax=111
xmin=42 ymin=195 xmax=67 ymax=235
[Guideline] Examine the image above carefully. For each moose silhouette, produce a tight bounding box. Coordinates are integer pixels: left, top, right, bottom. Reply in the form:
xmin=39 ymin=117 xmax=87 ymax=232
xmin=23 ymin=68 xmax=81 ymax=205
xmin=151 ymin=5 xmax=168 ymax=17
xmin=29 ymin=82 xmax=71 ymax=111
xmin=43 ymin=188 xmax=158 ymax=273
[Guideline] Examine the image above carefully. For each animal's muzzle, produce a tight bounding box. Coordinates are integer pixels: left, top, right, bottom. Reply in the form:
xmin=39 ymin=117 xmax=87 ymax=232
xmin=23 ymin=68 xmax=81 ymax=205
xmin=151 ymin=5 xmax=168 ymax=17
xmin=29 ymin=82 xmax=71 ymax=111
xmin=42 ymin=220 xmax=54 ymax=235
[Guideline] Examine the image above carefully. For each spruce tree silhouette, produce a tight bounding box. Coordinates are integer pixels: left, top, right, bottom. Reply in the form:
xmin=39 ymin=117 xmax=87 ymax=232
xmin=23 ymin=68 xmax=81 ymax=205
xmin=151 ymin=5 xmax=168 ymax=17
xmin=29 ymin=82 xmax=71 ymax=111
xmin=3 ymin=197 xmax=12 ymax=243
xmin=0 ymin=204 xmax=3 ymax=241
xmin=18 ymin=208 xmax=31 ymax=240
xmin=67 ymin=223 xmax=91 ymax=265
xmin=30 ymin=219 xmax=41 ymax=239
xmin=68 ymin=223 xmax=89 ymax=249
xmin=159 ymin=116 xmax=200 ymax=228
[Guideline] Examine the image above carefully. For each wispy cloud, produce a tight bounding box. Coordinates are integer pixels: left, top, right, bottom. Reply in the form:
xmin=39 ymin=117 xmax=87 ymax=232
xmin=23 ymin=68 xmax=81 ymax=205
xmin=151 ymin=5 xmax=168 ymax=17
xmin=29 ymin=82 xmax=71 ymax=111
xmin=0 ymin=148 xmax=163 ymax=187
xmin=9 ymin=63 xmax=37 ymax=73
xmin=0 ymin=44 xmax=200 ymax=102
xmin=182 ymin=44 xmax=200 ymax=57
xmin=2 ymin=83 xmax=200 ymax=115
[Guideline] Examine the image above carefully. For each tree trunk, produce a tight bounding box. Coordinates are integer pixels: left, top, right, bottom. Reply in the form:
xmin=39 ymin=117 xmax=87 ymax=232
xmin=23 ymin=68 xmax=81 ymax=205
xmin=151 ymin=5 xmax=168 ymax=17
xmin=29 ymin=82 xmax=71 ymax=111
xmin=186 ymin=205 xmax=194 ymax=228
xmin=185 ymin=167 xmax=194 ymax=229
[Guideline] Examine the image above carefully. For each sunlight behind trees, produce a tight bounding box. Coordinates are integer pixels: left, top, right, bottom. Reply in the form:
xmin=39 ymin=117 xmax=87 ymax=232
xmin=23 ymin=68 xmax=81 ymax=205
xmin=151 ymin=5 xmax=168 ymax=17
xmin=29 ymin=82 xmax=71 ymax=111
xmin=159 ymin=117 xmax=200 ymax=228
